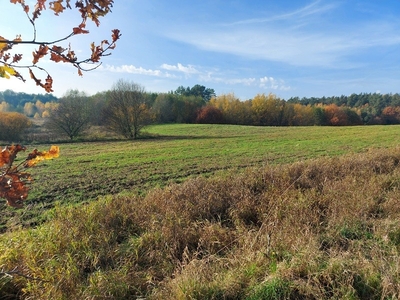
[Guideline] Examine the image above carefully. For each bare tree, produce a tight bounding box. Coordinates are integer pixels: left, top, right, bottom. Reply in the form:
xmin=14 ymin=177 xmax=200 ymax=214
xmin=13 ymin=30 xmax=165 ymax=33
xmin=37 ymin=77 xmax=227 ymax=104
xmin=103 ymin=80 xmax=152 ymax=139
xmin=46 ymin=90 xmax=93 ymax=140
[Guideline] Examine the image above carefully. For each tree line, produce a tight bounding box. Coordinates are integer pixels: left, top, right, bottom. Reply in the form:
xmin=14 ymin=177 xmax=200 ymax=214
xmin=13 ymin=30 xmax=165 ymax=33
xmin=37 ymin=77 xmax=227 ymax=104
xmin=2 ymin=82 xmax=400 ymax=142
xmin=0 ymin=90 xmax=57 ymax=109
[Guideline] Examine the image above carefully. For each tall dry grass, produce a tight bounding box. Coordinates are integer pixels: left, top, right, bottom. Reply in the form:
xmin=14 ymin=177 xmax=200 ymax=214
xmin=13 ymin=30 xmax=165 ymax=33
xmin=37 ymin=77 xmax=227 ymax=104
xmin=1 ymin=147 xmax=400 ymax=299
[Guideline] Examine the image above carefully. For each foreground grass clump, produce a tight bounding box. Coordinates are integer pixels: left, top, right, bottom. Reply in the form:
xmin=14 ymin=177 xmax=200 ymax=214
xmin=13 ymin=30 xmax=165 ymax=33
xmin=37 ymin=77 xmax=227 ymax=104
xmin=2 ymin=148 xmax=400 ymax=299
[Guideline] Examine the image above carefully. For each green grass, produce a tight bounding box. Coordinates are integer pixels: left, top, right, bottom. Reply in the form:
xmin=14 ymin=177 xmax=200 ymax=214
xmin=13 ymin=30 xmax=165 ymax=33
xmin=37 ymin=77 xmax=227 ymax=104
xmin=2 ymin=124 xmax=400 ymax=231
xmin=2 ymin=124 xmax=400 ymax=299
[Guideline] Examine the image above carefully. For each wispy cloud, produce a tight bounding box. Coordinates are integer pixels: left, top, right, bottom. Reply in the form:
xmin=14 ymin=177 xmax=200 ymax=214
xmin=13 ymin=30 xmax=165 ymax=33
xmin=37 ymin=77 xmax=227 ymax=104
xmin=166 ymin=1 xmax=400 ymax=69
xmin=199 ymin=72 xmax=290 ymax=91
xmin=229 ymin=0 xmax=337 ymax=25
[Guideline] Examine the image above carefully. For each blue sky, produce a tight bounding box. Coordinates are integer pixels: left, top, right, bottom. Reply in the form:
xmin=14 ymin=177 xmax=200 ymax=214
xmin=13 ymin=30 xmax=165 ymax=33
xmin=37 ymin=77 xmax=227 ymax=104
xmin=1 ymin=0 xmax=400 ymax=100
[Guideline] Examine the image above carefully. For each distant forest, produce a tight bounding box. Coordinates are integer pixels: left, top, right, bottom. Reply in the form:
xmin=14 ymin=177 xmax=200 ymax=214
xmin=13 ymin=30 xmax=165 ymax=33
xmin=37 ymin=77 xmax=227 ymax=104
xmin=2 ymin=88 xmax=400 ymax=126
xmin=287 ymin=93 xmax=400 ymax=114
xmin=0 ymin=89 xmax=58 ymax=108
xmin=2 ymin=89 xmax=400 ymax=113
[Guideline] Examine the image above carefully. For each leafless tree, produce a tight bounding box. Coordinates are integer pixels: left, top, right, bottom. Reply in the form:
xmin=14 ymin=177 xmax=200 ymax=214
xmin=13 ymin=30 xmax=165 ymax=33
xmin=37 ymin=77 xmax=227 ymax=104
xmin=103 ymin=80 xmax=152 ymax=139
xmin=46 ymin=90 xmax=93 ymax=140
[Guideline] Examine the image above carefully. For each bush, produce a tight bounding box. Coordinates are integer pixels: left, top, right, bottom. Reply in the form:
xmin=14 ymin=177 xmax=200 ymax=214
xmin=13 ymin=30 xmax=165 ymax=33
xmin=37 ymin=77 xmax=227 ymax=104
xmin=196 ymin=106 xmax=224 ymax=124
xmin=0 ymin=112 xmax=31 ymax=142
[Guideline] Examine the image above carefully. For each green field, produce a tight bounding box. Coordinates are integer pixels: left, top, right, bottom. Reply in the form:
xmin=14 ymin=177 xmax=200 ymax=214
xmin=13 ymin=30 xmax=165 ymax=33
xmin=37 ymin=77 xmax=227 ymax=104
xmin=2 ymin=124 xmax=400 ymax=230
xmin=31 ymin=123 xmax=400 ymax=198
xmin=2 ymin=124 xmax=400 ymax=299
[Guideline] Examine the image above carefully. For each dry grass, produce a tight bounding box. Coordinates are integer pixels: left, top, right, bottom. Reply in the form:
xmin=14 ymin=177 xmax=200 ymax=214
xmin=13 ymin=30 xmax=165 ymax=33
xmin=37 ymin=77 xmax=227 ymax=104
xmin=1 ymin=147 xmax=400 ymax=299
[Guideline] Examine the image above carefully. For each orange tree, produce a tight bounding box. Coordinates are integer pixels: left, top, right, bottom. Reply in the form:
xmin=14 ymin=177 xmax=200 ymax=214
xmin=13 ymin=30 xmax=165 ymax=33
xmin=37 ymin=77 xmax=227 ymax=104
xmin=0 ymin=0 xmax=121 ymax=92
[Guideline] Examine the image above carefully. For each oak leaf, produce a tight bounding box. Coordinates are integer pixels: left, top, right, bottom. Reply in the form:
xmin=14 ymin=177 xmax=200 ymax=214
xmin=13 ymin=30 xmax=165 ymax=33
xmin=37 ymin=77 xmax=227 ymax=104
xmin=29 ymin=69 xmax=54 ymax=92
xmin=32 ymin=44 xmax=49 ymax=64
xmin=73 ymin=27 xmax=90 ymax=34
xmin=0 ymin=65 xmax=17 ymax=79
xmin=49 ymin=0 xmax=65 ymax=15
xmin=24 ymin=145 xmax=60 ymax=167
xmin=0 ymin=36 xmax=8 ymax=52
xmin=35 ymin=0 xmax=47 ymax=11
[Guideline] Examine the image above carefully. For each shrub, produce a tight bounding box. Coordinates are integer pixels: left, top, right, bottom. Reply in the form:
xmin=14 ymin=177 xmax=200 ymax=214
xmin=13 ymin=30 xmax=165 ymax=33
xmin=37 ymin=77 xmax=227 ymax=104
xmin=196 ymin=106 xmax=224 ymax=124
xmin=0 ymin=112 xmax=31 ymax=142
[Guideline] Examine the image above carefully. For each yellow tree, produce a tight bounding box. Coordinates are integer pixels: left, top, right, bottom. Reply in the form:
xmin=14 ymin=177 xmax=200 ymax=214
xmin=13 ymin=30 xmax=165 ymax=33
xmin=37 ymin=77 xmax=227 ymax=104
xmin=292 ymin=104 xmax=316 ymax=126
xmin=0 ymin=0 xmax=120 ymax=92
xmin=251 ymin=93 xmax=283 ymax=126
xmin=0 ymin=101 xmax=11 ymax=112
xmin=210 ymin=93 xmax=252 ymax=124
xmin=23 ymin=101 xmax=35 ymax=116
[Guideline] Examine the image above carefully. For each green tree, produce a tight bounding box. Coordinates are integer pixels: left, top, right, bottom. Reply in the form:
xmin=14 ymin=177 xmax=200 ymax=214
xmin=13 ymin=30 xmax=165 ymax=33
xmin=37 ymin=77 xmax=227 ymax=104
xmin=153 ymin=93 xmax=203 ymax=124
xmin=46 ymin=90 xmax=93 ymax=140
xmin=175 ymin=84 xmax=215 ymax=102
xmin=103 ymin=80 xmax=153 ymax=139
xmin=153 ymin=93 xmax=179 ymax=123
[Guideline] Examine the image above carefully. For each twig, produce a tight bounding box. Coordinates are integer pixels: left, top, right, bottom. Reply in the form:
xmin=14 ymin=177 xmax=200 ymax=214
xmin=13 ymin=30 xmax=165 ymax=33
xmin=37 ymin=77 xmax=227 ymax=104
xmin=0 ymin=267 xmax=49 ymax=282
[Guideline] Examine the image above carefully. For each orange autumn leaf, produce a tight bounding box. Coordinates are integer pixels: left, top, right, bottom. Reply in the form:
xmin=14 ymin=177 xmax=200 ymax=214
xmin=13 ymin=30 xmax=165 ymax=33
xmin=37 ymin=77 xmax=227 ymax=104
xmin=0 ymin=173 xmax=30 ymax=208
xmin=29 ymin=69 xmax=54 ymax=92
xmin=32 ymin=44 xmax=48 ymax=64
xmin=73 ymin=22 xmax=89 ymax=34
xmin=73 ymin=27 xmax=89 ymax=34
xmin=24 ymin=145 xmax=60 ymax=167
xmin=0 ymin=148 xmax=11 ymax=167
xmin=111 ymin=29 xmax=121 ymax=42
xmin=50 ymin=52 xmax=68 ymax=63
xmin=0 ymin=145 xmax=26 ymax=167
xmin=49 ymin=0 xmax=65 ymax=15
xmin=0 ymin=36 xmax=8 ymax=52
xmin=35 ymin=0 xmax=47 ymax=10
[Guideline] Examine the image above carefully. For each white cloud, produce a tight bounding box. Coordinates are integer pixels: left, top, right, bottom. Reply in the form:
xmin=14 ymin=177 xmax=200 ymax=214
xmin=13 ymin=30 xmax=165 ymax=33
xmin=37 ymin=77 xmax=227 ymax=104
xmin=224 ymin=78 xmax=257 ymax=86
xmin=104 ymin=64 xmax=162 ymax=76
xmin=102 ymin=63 xmax=290 ymax=92
xmin=160 ymin=63 xmax=199 ymax=75
xmin=259 ymin=76 xmax=291 ymax=91
xmin=101 ymin=64 xmax=177 ymax=78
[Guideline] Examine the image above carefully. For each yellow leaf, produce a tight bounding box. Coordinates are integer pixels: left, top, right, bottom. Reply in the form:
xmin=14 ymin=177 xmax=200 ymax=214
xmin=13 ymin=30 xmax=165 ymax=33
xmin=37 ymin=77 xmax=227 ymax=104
xmin=0 ymin=36 xmax=7 ymax=51
xmin=50 ymin=1 xmax=65 ymax=15
xmin=0 ymin=65 xmax=17 ymax=79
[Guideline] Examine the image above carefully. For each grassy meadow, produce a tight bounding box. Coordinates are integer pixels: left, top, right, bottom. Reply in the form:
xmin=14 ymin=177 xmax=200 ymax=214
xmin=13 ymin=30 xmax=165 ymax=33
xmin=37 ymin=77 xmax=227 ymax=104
xmin=1 ymin=124 xmax=400 ymax=299
xmin=2 ymin=124 xmax=399 ymax=231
